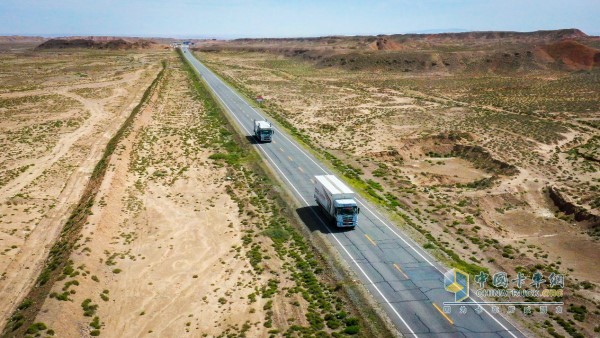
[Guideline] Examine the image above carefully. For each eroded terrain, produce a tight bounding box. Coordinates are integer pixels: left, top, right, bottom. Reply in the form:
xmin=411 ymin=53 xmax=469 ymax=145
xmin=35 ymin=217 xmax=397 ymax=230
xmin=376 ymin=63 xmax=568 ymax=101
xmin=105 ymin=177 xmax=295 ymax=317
xmin=197 ymin=48 xmax=600 ymax=337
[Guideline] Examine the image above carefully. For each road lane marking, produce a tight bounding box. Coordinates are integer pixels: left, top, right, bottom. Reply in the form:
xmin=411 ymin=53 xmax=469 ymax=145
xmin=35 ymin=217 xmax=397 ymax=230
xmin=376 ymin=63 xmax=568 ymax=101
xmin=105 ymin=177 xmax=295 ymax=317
xmin=364 ymin=234 xmax=377 ymax=246
xmin=279 ymin=147 xmax=284 ymax=152
xmin=224 ymin=84 xmax=331 ymax=172
xmin=432 ymin=302 xmax=454 ymax=325
xmin=222 ymin=75 xmax=444 ymax=271
xmin=287 ymin=156 xmax=293 ymax=162
xmin=309 ymin=178 xmax=315 ymax=184
xmin=222 ymin=76 xmax=441 ymax=270
xmin=465 ymin=298 xmax=518 ymax=338
xmin=184 ymin=51 xmax=523 ymax=338
xmin=298 ymin=166 xmax=304 ymax=173
xmin=393 ymin=263 xmax=409 ymax=279
xmin=189 ymin=69 xmax=419 ymax=337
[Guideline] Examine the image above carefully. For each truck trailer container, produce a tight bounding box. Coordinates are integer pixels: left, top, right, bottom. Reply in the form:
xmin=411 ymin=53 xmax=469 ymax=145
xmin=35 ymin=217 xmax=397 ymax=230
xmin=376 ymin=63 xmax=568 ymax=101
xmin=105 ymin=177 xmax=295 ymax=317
xmin=314 ymin=175 xmax=359 ymax=228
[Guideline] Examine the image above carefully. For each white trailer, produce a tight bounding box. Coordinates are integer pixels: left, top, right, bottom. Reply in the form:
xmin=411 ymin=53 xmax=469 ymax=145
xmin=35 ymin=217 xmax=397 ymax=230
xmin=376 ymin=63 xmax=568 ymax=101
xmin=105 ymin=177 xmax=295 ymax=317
xmin=253 ymin=120 xmax=274 ymax=142
xmin=314 ymin=175 xmax=359 ymax=228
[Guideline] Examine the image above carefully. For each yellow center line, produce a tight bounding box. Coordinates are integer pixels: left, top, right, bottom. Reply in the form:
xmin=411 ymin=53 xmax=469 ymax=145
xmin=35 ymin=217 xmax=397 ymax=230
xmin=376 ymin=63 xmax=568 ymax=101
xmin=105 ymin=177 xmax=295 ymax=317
xmin=364 ymin=234 xmax=377 ymax=246
xmin=432 ymin=302 xmax=454 ymax=325
xmin=298 ymin=166 xmax=304 ymax=173
xmin=287 ymin=156 xmax=293 ymax=161
xmin=393 ymin=263 xmax=409 ymax=279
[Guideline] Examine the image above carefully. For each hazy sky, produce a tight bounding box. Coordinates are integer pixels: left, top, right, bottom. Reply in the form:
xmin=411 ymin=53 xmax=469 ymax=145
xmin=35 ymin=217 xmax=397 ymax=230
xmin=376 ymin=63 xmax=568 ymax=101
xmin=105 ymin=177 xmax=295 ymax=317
xmin=1 ymin=0 xmax=599 ymax=38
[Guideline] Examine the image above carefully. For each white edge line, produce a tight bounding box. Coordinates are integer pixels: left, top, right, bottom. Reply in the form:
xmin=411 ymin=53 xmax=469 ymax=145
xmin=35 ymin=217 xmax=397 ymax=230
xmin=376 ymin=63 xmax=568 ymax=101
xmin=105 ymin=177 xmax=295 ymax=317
xmin=214 ymin=55 xmax=524 ymax=337
xmin=185 ymin=49 xmax=523 ymax=338
xmin=223 ymin=77 xmax=441 ymax=267
xmin=184 ymin=52 xmax=418 ymax=337
xmin=467 ymin=298 xmax=519 ymax=338
xmin=225 ymin=82 xmax=332 ymax=173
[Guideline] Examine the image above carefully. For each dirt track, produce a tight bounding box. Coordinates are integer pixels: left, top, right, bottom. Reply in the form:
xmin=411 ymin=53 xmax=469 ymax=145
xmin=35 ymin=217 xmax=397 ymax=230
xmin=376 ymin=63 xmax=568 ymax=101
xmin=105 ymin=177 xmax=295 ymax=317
xmin=0 ymin=50 xmax=164 ymax=332
xmin=33 ymin=55 xmax=307 ymax=337
xmin=2 ymin=48 xmax=380 ymax=338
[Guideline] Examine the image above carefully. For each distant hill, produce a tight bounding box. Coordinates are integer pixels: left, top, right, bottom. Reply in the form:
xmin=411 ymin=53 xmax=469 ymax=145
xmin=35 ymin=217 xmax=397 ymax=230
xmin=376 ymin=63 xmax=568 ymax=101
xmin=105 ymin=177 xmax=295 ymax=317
xmin=195 ymin=28 xmax=600 ymax=73
xmin=36 ymin=38 xmax=158 ymax=50
xmin=390 ymin=28 xmax=588 ymax=41
xmin=0 ymin=36 xmax=46 ymax=43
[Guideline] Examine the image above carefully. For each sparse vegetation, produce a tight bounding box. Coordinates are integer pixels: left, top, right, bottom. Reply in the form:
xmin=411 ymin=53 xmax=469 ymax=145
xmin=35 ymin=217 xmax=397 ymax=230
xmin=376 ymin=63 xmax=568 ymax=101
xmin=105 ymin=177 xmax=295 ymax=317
xmin=196 ymin=44 xmax=599 ymax=337
xmin=1 ymin=49 xmax=167 ymax=337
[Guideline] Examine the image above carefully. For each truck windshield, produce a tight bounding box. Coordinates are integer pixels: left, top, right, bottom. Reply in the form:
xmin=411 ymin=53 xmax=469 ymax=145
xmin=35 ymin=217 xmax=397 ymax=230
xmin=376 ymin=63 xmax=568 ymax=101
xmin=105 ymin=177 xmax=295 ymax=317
xmin=337 ymin=207 xmax=357 ymax=215
xmin=261 ymin=130 xmax=273 ymax=135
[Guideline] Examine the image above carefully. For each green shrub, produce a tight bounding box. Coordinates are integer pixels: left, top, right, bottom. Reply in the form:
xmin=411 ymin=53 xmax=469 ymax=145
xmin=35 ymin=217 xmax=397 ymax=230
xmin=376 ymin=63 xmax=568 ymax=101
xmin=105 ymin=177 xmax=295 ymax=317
xmin=344 ymin=326 xmax=360 ymax=334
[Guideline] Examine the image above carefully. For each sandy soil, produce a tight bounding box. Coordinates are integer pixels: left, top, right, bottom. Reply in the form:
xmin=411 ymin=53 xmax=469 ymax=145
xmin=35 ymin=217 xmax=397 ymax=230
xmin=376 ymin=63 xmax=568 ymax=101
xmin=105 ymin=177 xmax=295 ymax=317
xmin=0 ymin=49 xmax=165 ymax=331
xmin=198 ymin=50 xmax=600 ymax=337
xmin=404 ymin=158 xmax=490 ymax=186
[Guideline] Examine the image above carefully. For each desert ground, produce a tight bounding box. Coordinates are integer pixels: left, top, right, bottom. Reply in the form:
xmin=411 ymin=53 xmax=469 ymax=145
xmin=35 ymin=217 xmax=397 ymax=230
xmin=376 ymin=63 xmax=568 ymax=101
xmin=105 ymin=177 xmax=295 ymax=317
xmin=1 ymin=30 xmax=598 ymax=338
xmin=192 ymin=30 xmax=599 ymax=337
xmin=1 ymin=44 xmax=381 ymax=337
xmin=0 ymin=44 xmax=165 ymax=333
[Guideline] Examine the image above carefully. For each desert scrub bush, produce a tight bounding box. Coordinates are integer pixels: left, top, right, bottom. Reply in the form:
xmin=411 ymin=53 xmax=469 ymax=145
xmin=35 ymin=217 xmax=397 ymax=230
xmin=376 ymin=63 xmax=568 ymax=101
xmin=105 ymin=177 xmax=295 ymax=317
xmin=100 ymin=289 xmax=109 ymax=301
xmin=261 ymin=279 xmax=279 ymax=298
xmin=25 ymin=322 xmax=47 ymax=335
xmin=49 ymin=290 xmax=71 ymax=301
xmin=81 ymin=298 xmax=99 ymax=317
xmin=62 ymin=279 xmax=79 ymax=290
xmin=567 ymin=304 xmax=587 ymax=322
xmin=90 ymin=316 xmax=101 ymax=329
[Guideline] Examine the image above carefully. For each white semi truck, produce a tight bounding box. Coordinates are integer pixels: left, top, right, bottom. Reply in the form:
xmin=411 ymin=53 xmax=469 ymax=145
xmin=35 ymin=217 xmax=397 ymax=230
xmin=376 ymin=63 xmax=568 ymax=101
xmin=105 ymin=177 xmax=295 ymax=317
xmin=314 ymin=175 xmax=359 ymax=228
xmin=253 ymin=120 xmax=274 ymax=142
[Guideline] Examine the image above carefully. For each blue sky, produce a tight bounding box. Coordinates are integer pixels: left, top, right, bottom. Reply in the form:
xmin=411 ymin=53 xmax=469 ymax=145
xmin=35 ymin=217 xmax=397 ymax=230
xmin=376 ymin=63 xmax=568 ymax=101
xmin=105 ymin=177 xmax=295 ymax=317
xmin=1 ymin=0 xmax=598 ymax=38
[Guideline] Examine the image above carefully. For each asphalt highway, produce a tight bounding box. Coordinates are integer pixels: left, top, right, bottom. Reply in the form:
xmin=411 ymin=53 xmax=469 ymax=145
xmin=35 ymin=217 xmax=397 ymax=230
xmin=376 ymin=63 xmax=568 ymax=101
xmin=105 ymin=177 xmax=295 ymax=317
xmin=181 ymin=47 xmax=526 ymax=338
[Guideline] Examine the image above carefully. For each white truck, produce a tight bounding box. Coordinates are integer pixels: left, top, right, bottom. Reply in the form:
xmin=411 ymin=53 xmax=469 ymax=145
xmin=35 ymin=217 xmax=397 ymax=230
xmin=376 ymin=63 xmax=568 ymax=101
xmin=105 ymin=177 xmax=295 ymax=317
xmin=253 ymin=120 xmax=274 ymax=143
xmin=314 ymin=175 xmax=360 ymax=228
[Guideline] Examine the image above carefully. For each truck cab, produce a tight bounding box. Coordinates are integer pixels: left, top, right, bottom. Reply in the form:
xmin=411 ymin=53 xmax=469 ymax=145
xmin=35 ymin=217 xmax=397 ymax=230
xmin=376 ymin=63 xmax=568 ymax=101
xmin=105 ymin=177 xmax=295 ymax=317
xmin=333 ymin=199 xmax=359 ymax=228
xmin=254 ymin=120 xmax=274 ymax=142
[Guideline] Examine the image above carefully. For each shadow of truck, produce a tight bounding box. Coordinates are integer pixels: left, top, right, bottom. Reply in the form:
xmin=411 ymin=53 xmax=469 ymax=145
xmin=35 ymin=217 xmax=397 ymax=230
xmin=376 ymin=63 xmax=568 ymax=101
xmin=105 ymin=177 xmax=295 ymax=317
xmin=296 ymin=205 xmax=354 ymax=235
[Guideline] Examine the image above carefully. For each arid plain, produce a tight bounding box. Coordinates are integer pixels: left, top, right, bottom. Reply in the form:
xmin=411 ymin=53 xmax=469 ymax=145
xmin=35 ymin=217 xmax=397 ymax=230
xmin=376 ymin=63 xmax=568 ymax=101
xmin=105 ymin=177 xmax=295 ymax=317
xmin=0 ymin=29 xmax=599 ymax=338
xmin=194 ymin=29 xmax=599 ymax=337
xmin=0 ymin=41 xmax=382 ymax=338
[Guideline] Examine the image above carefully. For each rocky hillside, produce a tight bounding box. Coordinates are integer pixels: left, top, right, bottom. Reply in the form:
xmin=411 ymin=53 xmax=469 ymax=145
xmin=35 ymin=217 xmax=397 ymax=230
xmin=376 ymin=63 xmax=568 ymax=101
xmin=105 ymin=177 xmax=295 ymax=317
xmin=195 ymin=29 xmax=600 ymax=73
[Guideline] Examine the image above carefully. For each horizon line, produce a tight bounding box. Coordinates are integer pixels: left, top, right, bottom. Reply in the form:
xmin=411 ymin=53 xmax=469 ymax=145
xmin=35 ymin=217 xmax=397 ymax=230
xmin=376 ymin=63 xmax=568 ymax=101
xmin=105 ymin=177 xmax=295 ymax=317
xmin=0 ymin=28 xmax=596 ymax=40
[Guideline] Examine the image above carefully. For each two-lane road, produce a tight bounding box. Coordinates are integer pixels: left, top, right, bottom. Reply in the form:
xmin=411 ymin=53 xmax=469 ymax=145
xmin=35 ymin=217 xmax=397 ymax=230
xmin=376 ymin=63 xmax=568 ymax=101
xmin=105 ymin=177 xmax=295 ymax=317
xmin=181 ymin=47 xmax=525 ymax=338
